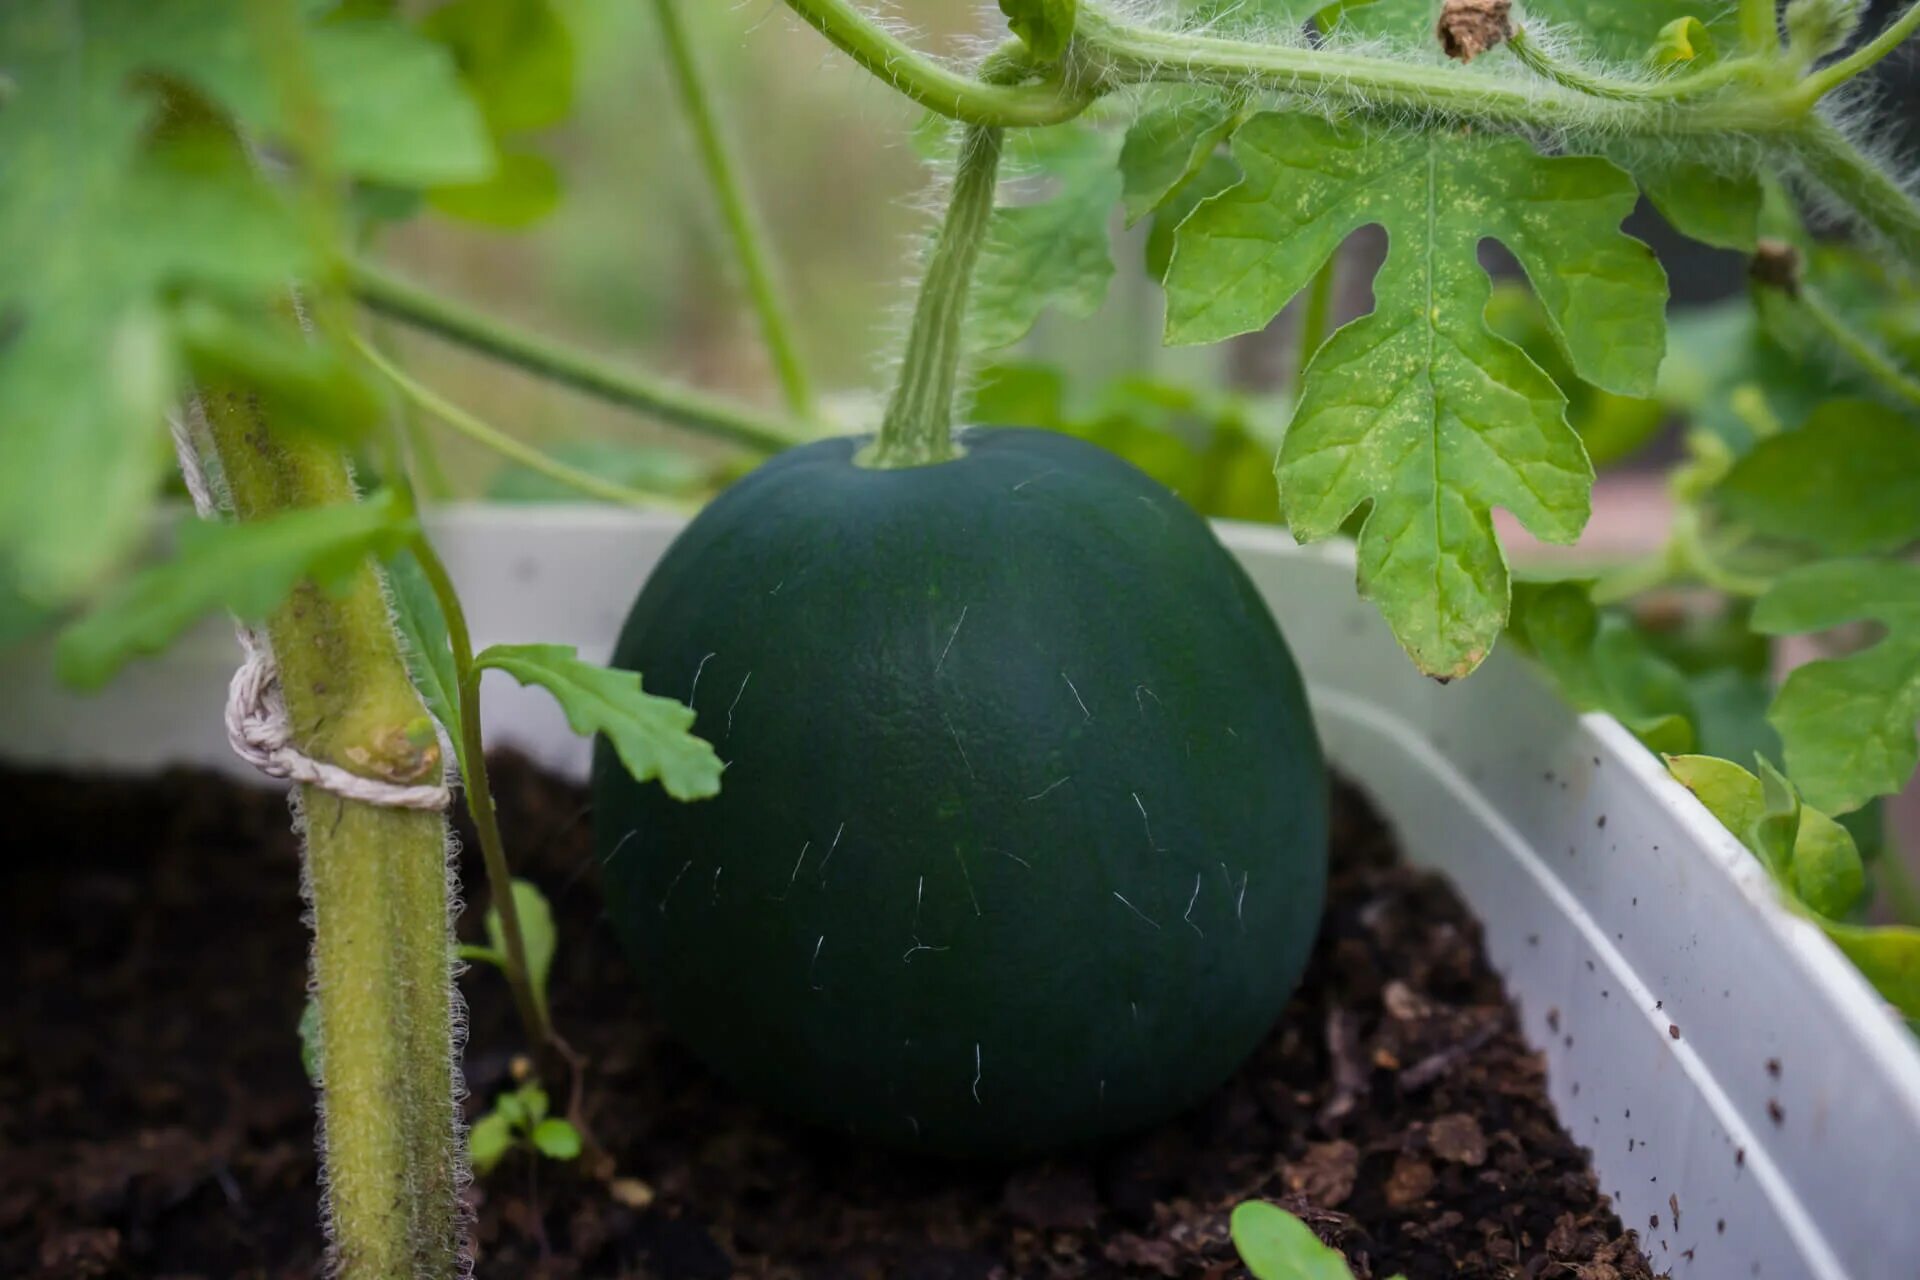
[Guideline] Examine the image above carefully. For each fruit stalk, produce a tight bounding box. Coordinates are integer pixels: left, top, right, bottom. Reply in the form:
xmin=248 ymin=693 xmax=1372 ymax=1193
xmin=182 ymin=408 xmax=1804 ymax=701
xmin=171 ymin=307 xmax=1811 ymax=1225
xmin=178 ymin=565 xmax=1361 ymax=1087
xmin=201 ymin=391 xmax=463 ymax=1279
xmin=865 ymin=124 xmax=1005 ymax=469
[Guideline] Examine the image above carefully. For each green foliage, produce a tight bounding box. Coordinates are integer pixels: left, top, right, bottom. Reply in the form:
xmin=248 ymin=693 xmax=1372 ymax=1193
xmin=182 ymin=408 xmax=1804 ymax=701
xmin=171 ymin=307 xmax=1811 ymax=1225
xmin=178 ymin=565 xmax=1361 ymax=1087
xmin=1751 ymin=560 xmax=1920 ymax=816
xmin=969 ymin=363 xmax=1283 ymax=521
xmin=1231 ymin=1201 xmax=1399 ymax=1280
xmin=1714 ymin=401 xmax=1920 ymax=555
xmin=1334 ymin=0 xmax=1737 ymax=61
xmin=56 ymin=490 xmax=417 ymax=690
xmin=1165 ymin=111 xmax=1665 ymax=676
xmin=422 ymin=0 xmax=574 ymax=227
xmin=998 ymin=0 xmax=1077 ymax=63
xmin=468 ymin=1083 xmax=581 ymax=1176
xmin=1666 ymin=753 xmax=1920 ymax=1015
xmin=968 ymin=127 xmax=1121 ymax=352
xmin=0 ymin=0 xmax=492 ymax=606
xmin=1509 ymin=582 xmax=1694 ymax=753
xmin=1117 ymin=96 xmax=1239 ymax=226
xmin=461 ymin=879 xmax=559 ymax=1020
xmin=475 ymin=643 xmax=723 ymax=800
xmin=1482 ymin=285 xmax=1665 ymax=468
xmin=385 ymin=550 xmax=466 ymax=765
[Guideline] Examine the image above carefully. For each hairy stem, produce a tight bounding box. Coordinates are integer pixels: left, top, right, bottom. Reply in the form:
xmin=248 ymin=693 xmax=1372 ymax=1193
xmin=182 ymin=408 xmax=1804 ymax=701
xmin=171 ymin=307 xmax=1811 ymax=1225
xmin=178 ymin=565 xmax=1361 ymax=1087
xmin=1507 ymin=27 xmax=1756 ymax=102
xmin=651 ymin=0 xmax=815 ymax=419
xmin=1797 ymin=284 xmax=1920 ymax=409
xmin=201 ymin=391 xmax=460 ymax=1280
xmin=779 ymin=0 xmax=1091 ymax=126
xmin=350 ymin=334 xmax=688 ymax=509
xmin=1075 ymin=11 xmax=1799 ymax=134
xmin=1792 ymin=117 xmax=1920 ymax=264
xmin=408 ymin=532 xmax=553 ymax=1051
xmin=350 ymin=261 xmax=801 ymax=453
xmin=1797 ymin=0 xmax=1920 ymax=102
xmin=864 ymin=124 xmax=1004 ymax=469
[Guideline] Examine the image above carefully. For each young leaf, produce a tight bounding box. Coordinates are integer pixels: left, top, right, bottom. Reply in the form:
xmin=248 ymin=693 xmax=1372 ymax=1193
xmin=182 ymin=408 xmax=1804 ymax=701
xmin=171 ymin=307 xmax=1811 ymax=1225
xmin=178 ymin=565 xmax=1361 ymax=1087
xmin=56 ymin=491 xmax=417 ymax=691
xmin=485 ymin=879 xmax=558 ymax=1018
xmin=1509 ymin=582 xmax=1695 ymax=753
xmin=997 ymin=0 xmax=1077 ymax=64
xmin=1666 ymin=754 xmax=1866 ymax=917
xmin=1820 ymin=922 xmax=1920 ymax=1019
xmin=968 ymin=129 xmax=1121 ymax=353
xmin=385 ymin=549 xmax=466 ymax=762
xmin=474 ymin=644 xmax=723 ymax=800
xmin=1167 ymin=112 xmax=1666 ymax=675
xmin=467 ymin=1110 xmax=516 ymax=1175
xmin=1751 ymin=560 xmax=1920 ymax=814
xmin=530 ymin=1118 xmax=583 ymax=1161
xmin=1118 ymin=97 xmax=1239 ymax=226
xmin=1651 ymin=16 xmax=1719 ymax=66
xmin=1752 ymin=757 xmax=1805 ymax=883
xmin=1715 ymin=401 xmax=1920 ymax=555
xmin=1230 ymin=1201 xmax=1359 ymax=1280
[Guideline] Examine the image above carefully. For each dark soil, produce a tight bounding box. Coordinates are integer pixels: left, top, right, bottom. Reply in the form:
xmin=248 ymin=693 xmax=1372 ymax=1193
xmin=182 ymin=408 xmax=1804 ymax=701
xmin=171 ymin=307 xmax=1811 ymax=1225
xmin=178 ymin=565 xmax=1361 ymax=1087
xmin=0 ymin=756 xmax=1655 ymax=1279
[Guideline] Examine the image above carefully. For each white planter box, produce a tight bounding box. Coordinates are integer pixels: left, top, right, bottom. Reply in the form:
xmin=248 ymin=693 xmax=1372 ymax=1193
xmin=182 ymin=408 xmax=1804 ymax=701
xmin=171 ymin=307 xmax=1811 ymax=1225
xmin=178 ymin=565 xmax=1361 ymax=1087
xmin=5 ymin=506 xmax=1918 ymax=1280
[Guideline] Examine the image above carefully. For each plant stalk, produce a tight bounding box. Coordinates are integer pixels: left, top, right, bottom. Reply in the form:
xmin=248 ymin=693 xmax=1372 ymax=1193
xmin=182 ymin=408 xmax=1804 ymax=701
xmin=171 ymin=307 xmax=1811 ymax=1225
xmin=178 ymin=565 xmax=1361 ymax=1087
xmin=408 ymin=532 xmax=554 ymax=1053
xmin=1792 ymin=117 xmax=1920 ymax=265
xmin=1797 ymin=0 xmax=1920 ymax=102
xmin=1797 ymin=285 xmax=1920 ymax=410
xmin=779 ymin=0 xmax=1091 ymax=126
xmin=863 ymin=124 xmax=1005 ymax=469
xmin=350 ymin=333 xmax=689 ymax=509
xmin=200 ymin=389 xmax=461 ymax=1280
xmin=650 ymin=0 xmax=816 ymax=421
xmin=349 ymin=261 xmax=802 ymax=453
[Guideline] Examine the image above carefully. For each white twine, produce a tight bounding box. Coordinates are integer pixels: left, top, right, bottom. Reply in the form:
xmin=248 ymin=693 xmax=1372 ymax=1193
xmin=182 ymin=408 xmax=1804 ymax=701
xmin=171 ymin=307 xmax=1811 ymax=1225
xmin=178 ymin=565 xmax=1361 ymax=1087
xmin=169 ymin=404 xmax=451 ymax=811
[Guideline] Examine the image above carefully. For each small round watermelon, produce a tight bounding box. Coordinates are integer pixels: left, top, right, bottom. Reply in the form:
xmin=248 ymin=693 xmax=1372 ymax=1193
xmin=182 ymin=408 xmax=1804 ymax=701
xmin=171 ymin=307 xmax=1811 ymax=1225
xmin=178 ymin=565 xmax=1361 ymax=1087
xmin=594 ymin=428 xmax=1327 ymax=1157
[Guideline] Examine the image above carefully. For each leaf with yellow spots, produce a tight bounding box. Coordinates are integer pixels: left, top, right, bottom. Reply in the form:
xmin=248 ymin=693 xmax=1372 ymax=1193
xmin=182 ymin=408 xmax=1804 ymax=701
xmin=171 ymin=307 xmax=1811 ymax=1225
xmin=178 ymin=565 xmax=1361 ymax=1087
xmin=1163 ymin=113 xmax=1666 ymax=677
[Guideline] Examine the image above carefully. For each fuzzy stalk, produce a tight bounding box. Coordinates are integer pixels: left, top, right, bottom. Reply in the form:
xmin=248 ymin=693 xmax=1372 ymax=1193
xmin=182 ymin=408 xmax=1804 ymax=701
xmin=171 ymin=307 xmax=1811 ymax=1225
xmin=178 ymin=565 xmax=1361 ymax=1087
xmin=201 ymin=390 xmax=461 ymax=1280
xmin=863 ymin=124 xmax=1004 ymax=469
xmin=650 ymin=0 xmax=815 ymax=420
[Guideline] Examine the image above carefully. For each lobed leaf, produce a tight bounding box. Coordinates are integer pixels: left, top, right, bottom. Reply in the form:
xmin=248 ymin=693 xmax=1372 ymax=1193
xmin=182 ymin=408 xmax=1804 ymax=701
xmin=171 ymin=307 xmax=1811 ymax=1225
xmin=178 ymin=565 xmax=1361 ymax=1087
xmin=1167 ymin=112 xmax=1666 ymax=675
xmin=1751 ymin=560 xmax=1920 ymax=814
xmin=1715 ymin=401 xmax=1920 ymax=555
xmin=56 ymin=491 xmax=416 ymax=691
xmin=474 ymin=643 xmax=723 ymax=801
xmin=968 ymin=128 xmax=1121 ymax=353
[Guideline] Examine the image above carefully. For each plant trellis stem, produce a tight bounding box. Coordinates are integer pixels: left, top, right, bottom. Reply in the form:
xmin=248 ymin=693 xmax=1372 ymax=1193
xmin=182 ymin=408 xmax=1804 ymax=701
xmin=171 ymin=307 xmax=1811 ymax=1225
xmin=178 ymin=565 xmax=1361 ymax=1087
xmin=199 ymin=390 xmax=463 ymax=1280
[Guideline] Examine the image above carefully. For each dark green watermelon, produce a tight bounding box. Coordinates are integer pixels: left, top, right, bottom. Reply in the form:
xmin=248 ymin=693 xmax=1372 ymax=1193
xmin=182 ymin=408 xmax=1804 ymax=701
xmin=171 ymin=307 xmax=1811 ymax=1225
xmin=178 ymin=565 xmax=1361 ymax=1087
xmin=593 ymin=428 xmax=1326 ymax=1157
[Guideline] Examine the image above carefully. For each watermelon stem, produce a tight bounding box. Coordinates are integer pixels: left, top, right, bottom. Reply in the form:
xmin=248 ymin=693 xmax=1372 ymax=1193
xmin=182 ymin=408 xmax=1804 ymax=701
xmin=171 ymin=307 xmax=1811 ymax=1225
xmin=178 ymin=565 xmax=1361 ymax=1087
xmin=864 ymin=122 xmax=1005 ymax=469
